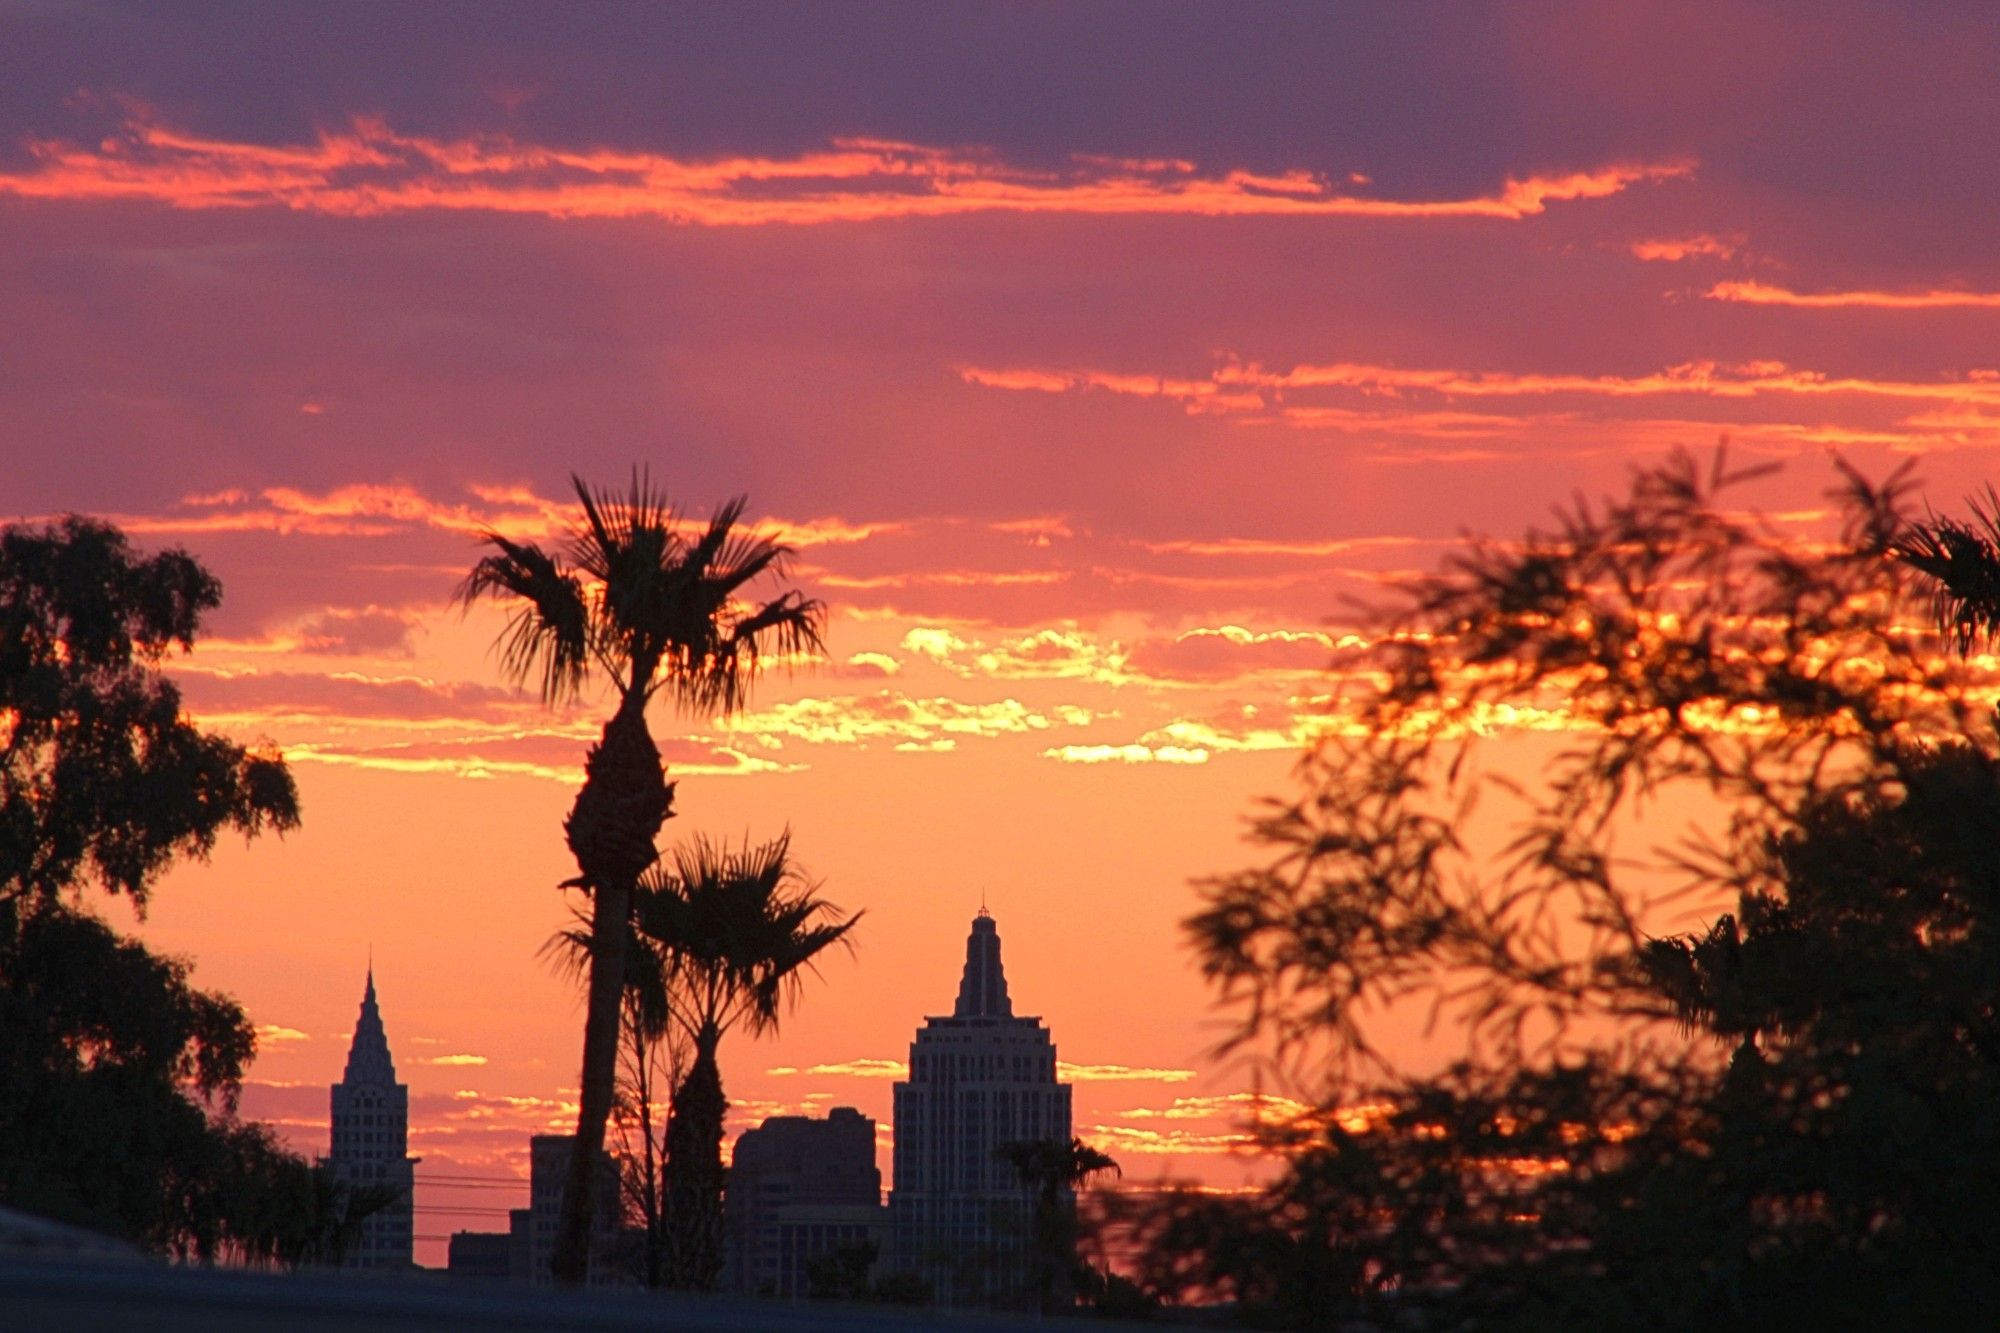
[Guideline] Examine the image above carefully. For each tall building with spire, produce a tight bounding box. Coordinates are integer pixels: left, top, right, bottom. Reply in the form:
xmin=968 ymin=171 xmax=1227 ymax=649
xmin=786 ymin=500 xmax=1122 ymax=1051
xmin=891 ymin=910 xmax=1072 ymax=1304
xmin=326 ymin=968 xmax=417 ymax=1269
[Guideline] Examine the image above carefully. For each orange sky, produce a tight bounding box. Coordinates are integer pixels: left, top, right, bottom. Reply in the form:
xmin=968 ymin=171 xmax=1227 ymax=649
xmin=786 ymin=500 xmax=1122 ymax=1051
xmin=9 ymin=3 xmax=2000 ymax=1262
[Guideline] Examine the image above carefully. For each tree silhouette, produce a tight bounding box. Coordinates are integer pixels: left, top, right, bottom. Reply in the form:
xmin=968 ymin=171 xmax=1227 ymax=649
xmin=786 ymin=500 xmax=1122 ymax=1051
xmin=0 ymin=516 xmax=304 ymax=1255
xmin=1168 ymin=451 xmax=2000 ymax=1326
xmin=629 ymin=832 xmax=858 ymax=1290
xmin=547 ymin=896 xmax=682 ymax=1286
xmin=2 ymin=516 xmax=297 ymax=905
xmin=459 ymin=476 xmax=822 ymax=1286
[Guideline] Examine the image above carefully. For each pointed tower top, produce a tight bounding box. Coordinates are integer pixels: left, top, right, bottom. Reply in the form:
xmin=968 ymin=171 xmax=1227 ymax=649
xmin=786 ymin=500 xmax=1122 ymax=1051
xmin=342 ymin=965 xmax=399 ymax=1085
xmin=953 ymin=912 xmax=1014 ymax=1018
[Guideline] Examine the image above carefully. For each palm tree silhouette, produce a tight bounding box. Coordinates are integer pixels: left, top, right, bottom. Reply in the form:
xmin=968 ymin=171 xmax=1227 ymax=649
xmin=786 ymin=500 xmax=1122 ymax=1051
xmin=458 ymin=475 xmax=823 ymax=1287
xmin=546 ymin=899 xmax=679 ymax=1286
xmin=629 ymin=832 xmax=859 ymax=1290
xmin=1895 ymin=485 xmax=2000 ymax=652
xmin=998 ymin=1137 xmax=1121 ymax=1312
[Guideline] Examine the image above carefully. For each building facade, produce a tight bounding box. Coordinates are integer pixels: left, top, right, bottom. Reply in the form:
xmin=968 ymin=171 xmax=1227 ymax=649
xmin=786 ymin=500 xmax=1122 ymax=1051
xmin=325 ymin=969 xmax=417 ymax=1269
xmin=724 ymin=1105 xmax=885 ymax=1297
xmin=891 ymin=910 xmax=1072 ymax=1304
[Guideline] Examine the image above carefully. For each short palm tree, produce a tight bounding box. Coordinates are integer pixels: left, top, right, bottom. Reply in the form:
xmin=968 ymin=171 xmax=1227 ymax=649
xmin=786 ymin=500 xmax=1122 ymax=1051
xmin=458 ymin=474 xmax=823 ymax=1287
xmin=631 ymin=831 xmax=859 ymax=1290
xmin=1894 ymin=485 xmax=2000 ymax=653
xmin=998 ymin=1137 xmax=1121 ymax=1313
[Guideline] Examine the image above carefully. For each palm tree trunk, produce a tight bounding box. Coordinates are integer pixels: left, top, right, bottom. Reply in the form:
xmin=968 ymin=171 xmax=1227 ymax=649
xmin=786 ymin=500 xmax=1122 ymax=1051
xmin=663 ymin=1023 xmax=727 ymax=1291
xmin=550 ymin=699 xmax=672 ymax=1288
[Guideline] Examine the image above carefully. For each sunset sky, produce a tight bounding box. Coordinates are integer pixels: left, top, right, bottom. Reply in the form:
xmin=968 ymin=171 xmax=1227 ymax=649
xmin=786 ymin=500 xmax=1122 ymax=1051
xmin=9 ymin=3 xmax=2000 ymax=1261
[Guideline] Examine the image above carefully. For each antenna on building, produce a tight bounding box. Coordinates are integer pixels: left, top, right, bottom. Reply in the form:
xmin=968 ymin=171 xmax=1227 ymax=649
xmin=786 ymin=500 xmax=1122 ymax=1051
xmin=978 ymin=887 xmax=989 ymax=919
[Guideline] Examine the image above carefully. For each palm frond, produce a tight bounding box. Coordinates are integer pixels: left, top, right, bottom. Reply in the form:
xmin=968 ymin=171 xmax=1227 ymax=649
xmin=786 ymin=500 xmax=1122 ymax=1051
xmin=454 ymin=534 xmax=590 ymax=703
xmin=632 ymin=830 xmax=859 ymax=1042
xmin=542 ymin=902 xmax=678 ymax=1044
xmin=1893 ymin=486 xmax=2000 ymax=653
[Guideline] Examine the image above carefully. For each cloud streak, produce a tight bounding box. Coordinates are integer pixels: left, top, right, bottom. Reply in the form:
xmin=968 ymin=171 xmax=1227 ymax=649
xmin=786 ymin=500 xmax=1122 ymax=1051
xmin=1627 ymin=234 xmax=1739 ymax=262
xmin=108 ymin=482 xmax=890 ymax=549
xmin=963 ymin=355 xmax=2000 ymax=456
xmin=0 ymin=111 xmax=1692 ymax=227
xmin=1706 ymin=280 xmax=2000 ymax=310
xmin=722 ymin=691 xmax=1098 ymax=747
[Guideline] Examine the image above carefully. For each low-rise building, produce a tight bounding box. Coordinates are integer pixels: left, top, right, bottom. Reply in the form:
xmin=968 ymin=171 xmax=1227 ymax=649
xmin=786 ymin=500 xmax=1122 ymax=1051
xmin=725 ymin=1106 xmax=886 ymax=1297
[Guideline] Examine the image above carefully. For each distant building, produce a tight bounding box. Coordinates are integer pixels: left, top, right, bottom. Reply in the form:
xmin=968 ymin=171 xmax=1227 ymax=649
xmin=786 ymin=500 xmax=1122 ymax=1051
xmin=724 ymin=1106 xmax=886 ymax=1297
xmin=513 ymin=1133 xmax=627 ymax=1286
xmin=325 ymin=969 xmax=418 ymax=1269
xmin=891 ymin=910 xmax=1072 ymax=1305
xmin=445 ymin=1229 xmax=510 ymax=1279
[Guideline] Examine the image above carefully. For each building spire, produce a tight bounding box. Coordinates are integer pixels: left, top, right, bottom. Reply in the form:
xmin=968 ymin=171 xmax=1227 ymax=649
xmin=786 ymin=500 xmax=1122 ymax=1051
xmin=953 ymin=911 xmax=1013 ymax=1018
xmin=342 ymin=964 xmax=398 ymax=1084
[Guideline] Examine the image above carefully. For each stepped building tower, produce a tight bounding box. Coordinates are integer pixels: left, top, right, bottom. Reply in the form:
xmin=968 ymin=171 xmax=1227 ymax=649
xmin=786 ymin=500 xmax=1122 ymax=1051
xmin=891 ymin=910 xmax=1072 ymax=1304
xmin=326 ymin=968 xmax=418 ymax=1269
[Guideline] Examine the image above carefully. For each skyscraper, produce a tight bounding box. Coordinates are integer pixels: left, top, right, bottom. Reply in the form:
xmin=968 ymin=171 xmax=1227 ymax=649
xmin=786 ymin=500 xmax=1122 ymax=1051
xmin=326 ymin=968 xmax=417 ymax=1269
xmin=891 ymin=910 xmax=1072 ymax=1304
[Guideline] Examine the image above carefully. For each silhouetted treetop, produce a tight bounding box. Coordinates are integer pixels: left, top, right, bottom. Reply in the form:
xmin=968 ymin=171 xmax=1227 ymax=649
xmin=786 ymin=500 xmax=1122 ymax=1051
xmin=1 ymin=515 xmax=298 ymax=907
xmin=456 ymin=475 xmax=826 ymax=713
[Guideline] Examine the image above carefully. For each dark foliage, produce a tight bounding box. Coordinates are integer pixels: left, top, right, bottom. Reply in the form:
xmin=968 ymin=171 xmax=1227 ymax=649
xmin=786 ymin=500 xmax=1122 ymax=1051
xmin=0 ymin=516 xmax=318 ymax=1258
xmin=1157 ymin=453 xmax=2000 ymax=1328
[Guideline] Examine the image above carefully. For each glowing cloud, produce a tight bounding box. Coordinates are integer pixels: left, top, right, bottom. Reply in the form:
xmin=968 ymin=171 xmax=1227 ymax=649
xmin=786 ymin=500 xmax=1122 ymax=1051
xmin=1705 ymin=280 xmax=2000 ymax=309
xmin=1627 ymin=234 xmax=1739 ymax=262
xmin=1057 ymin=1063 xmax=1197 ymax=1083
xmin=1042 ymin=743 xmax=1211 ymax=765
xmin=723 ymin=692 xmax=1098 ymax=747
xmin=766 ymin=1058 xmax=909 ymax=1079
xmin=0 ymin=111 xmax=1692 ymax=226
xmin=962 ymin=354 xmax=2000 ymax=455
xmin=1117 ymin=1092 xmax=1315 ymax=1122
xmin=966 ymin=355 xmax=2000 ymax=407
xmin=105 ymin=481 xmax=888 ymax=549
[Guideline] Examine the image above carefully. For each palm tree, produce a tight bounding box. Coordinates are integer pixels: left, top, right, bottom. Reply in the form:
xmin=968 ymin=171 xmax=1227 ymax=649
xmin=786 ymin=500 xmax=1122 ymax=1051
xmin=630 ymin=831 xmax=860 ymax=1290
xmin=1894 ymin=485 xmax=2000 ymax=653
xmin=998 ymin=1137 xmax=1121 ymax=1313
xmin=458 ymin=474 xmax=823 ymax=1287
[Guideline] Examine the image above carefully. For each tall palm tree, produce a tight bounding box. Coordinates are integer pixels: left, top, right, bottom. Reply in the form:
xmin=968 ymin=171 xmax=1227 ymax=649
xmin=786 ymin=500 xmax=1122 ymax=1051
xmin=630 ymin=831 xmax=860 ymax=1290
xmin=1894 ymin=485 xmax=2000 ymax=653
xmin=458 ymin=475 xmax=823 ymax=1287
